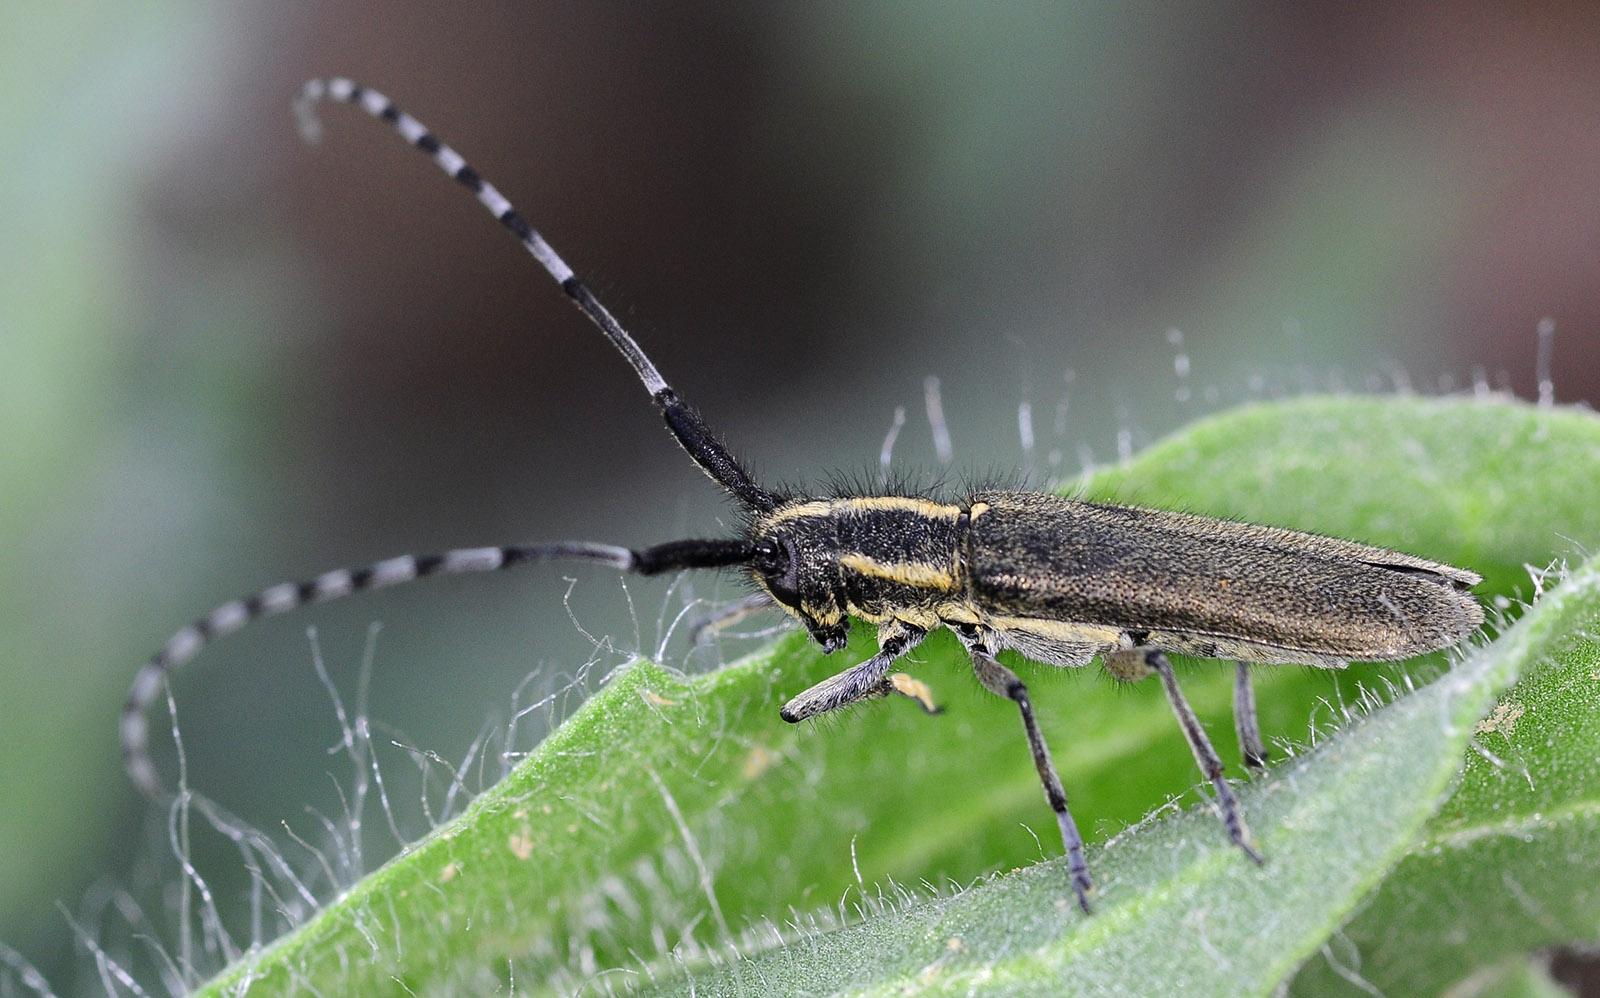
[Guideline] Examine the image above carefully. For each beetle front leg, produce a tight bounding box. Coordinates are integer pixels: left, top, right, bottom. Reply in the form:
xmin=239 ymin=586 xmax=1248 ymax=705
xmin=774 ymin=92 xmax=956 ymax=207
xmin=779 ymin=620 xmax=926 ymax=722
xmin=687 ymin=592 xmax=776 ymax=646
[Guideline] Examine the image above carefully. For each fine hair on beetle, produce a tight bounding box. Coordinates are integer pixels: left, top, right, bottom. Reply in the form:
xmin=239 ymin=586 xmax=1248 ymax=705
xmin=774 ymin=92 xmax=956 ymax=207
xmin=121 ymin=78 xmax=1486 ymax=916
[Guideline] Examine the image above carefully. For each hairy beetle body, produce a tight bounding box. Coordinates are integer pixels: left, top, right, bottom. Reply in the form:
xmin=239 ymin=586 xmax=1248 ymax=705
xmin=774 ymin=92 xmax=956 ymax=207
xmin=122 ymin=79 xmax=1486 ymax=917
xmin=747 ymin=491 xmax=1482 ymax=674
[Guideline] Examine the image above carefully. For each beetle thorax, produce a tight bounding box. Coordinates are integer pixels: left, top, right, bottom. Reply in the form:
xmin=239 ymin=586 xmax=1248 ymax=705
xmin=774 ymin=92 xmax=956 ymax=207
xmin=747 ymin=496 xmax=968 ymax=645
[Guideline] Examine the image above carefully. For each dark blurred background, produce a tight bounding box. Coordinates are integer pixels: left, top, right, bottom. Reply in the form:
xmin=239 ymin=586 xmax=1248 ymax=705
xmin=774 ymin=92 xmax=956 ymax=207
xmin=4 ymin=2 xmax=1599 ymax=992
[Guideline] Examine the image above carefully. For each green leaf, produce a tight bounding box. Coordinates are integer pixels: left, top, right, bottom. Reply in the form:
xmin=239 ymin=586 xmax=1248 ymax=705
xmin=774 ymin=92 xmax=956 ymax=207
xmin=634 ymin=547 xmax=1600 ymax=998
xmin=1435 ymin=957 xmax=1580 ymax=998
xmin=186 ymin=396 xmax=1600 ymax=997
xmin=1287 ymin=575 xmax=1600 ymax=995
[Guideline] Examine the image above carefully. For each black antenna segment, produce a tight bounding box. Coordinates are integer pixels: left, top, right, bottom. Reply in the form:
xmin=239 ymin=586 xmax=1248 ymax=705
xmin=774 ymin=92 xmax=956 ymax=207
xmin=295 ymin=78 xmax=778 ymax=515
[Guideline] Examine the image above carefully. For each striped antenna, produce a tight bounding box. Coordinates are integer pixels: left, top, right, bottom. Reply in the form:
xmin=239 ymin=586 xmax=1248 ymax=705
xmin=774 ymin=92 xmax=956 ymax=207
xmin=123 ymin=78 xmax=783 ymax=796
xmin=124 ymin=534 xmax=757 ymax=796
xmin=124 ymin=544 xmax=624 ymax=796
xmin=294 ymin=79 xmax=775 ymax=513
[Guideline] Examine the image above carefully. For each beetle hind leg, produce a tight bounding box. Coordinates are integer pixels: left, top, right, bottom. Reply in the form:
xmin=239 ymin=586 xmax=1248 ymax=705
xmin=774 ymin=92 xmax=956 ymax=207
xmin=1233 ymin=662 xmax=1269 ymax=773
xmin=1104 ymin=646 xmax=1263 ymax=866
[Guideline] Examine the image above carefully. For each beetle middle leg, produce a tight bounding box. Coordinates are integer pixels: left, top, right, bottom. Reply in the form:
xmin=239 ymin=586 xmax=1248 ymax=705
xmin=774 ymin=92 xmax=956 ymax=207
xmin=955 ymin=624 xmax=1094 ymax=914
xmin=1103 ymin=645 xmax=1264 ymax=865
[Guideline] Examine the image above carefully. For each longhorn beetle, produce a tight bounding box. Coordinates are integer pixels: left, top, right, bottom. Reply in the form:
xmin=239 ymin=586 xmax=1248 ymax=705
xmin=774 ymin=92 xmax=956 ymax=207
xmin=122 ymin=78 xmax=1485 ymax=915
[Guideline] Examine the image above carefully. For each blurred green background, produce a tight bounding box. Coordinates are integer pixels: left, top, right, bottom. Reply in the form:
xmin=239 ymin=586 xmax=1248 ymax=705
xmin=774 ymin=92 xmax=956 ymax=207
xmin=4 ymin=2 xmax=1600 ymax=993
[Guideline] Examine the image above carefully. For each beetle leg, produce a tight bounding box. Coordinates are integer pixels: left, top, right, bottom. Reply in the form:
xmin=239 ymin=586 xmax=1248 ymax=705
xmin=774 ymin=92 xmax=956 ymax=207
xmin=687 ymin=592 xmax=776 ymax=646
xmin=957 ymin=625 xmax=1094 ymax=914
xmin=1107 ymin=646 xmax=1263 ymax=864
xmin=779 ymin=621 xmax=925 ymax=721
xmin=1233 ymin=661 xmax=1269 ymax=773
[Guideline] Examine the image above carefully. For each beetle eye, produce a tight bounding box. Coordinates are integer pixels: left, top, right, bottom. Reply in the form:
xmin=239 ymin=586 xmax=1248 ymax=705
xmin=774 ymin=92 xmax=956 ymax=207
xmin=750 ymin=540 xmax=783 ymax=574
xmin=754 ymin=536 xmax=801 ymax=607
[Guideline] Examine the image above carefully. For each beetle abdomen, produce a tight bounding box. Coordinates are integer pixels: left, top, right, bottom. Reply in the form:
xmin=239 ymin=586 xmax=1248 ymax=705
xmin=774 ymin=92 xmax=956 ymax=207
xmin=965 ymin=491 xmax=1482 ymax=661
